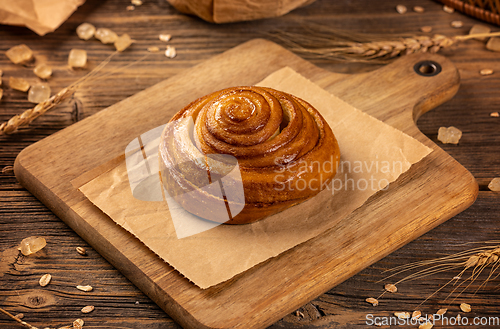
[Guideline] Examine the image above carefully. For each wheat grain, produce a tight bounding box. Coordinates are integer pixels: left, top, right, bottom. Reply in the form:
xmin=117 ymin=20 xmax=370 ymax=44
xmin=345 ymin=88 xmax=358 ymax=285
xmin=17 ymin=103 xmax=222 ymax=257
xmin=80 ymin=306 xmax=94 ymax=314
xmin=76 ymin=285 xmax=93 ymax=292
xmin=75 ymin=247 xmax=87 ymax=256
xmin=385 ymin=283 xmax=397 ymax=293
xmin=460 ymin=303 xmax=471 ymax=312
xmin=366 ymin=297 xmax=379 ymax=306
xmin=0 ymin=87 xmax=74 ymax=135
xmin=39 ymin=274 xmax=52 ymax=287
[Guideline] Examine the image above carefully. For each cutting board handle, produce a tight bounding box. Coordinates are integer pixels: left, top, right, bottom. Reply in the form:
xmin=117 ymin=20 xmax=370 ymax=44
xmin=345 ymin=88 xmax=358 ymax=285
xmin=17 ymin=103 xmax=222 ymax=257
xmin=321 ymin=52 xmax=460 ymax=133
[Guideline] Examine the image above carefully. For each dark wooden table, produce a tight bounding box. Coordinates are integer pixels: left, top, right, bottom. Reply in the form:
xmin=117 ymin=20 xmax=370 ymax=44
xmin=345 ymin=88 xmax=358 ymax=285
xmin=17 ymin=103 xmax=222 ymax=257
xmin=1 ymin=0 xmax=499 ymax=328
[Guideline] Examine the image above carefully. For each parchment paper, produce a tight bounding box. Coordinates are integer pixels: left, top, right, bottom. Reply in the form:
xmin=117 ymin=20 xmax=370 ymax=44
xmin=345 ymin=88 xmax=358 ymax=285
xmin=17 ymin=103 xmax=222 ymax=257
xmin=0 ymin=0 xmax=85 ymax=36
xmin=78 ymin=67 xmax=432 ymax=289
xmin=167 ymin=0 xmax=316 ymax=23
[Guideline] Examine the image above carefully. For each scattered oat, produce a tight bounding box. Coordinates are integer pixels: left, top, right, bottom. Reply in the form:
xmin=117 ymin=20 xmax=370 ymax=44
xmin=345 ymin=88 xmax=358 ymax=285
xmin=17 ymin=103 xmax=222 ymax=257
xmin=126 ymin=5 xmax=135 ymax=11
xmin=0 ymin=88 xmax=3 ymax=101
xmin=394 ymin=311 xmax=410 ymax=319
xmin=114 ymin=33 xmax=134 ymax=52
xmin=131 ymin=0 xmax=143 ymax=5
xmin=486 ymin=37 xmax=500 ymax=52
xmin=73 ymin=319 xmax=84 ymax=329
xmin=419 ymin=322 xmax=433 ymax=329
xmin=159 ymin=34 xmax=171 ymax=42
xmin=39 ymin=273 xmax=52 ymax=287
xmin=1 ymin=166 xmax=13 ymax=174
xmin=165 ymin=45 xmax=176 ymax=58
xmin=34 ymin=63 xmax=52 ymax=79
xmin=438 ymin=126 xmax=462 ymax=144
xmin=420 ymin=26 xmax=432 ymax=33
xmin=20 ymin=236 xmax=46 ymax=255
xmin=76 ymin=247 xmax=87 ymax=255
xmin=384 ymin=283 xmax=397 ymax=293
xmin=76 ymin=23 xmax=96 ymax=40
xmin=480 ymin=69 xmax=493 ymax=76
xmin=396 ymin=4 xmax=407 ymax=14
xmin=76 ymin=285 xmax=93 ymax=292
xmin=413 ymin=6 xmax=424 ymax=13
xmin=490 ymin=112 xmax=499 ymax=117
xmin=9 ymin=77 xmax=30 ymax=92
xmin=68 ymin=49 xmax=87 ymax=68
xmin=436 ymin=308 xmax=447 ymax=315
xmin=412 ymin=310 xmax=422 ymax=319
xmin=488 ymin=177 xmax=500 ymax=191
xmin=14 ymin=313 xmax=24 ymax=319
xmin=6 ymin=44 xmax=33 ymax=65
xmin=460 ymin=302 xmax=471 ymax=313
xmin=443 ymin=5 xmax=455 ymax=13
xmin=366 ymin=297 xmax=379 ymax=306
xmin=147 ymin=46 xmax=160 ymax=52
xmin=81 ymin=305 xmax=94 ymax=314
xmin=451 ymin=20 xmax=463 ymax=28
xmin=469 ymin=24 xmax=491 ymax=41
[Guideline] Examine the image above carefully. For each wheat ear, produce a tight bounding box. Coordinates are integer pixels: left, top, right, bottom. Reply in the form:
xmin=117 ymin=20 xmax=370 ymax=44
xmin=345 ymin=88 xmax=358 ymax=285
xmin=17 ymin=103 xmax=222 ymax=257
xmin=0 ymin=52 xmax=119 ymax=136
xmin=274 ymin=31 xmax=500 ymax=63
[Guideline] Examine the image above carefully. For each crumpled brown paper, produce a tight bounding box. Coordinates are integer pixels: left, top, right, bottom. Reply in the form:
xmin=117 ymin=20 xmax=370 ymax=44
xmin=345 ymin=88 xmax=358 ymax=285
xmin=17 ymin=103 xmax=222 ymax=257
xmin=77 ymin=67 xmax=432 ymax=289
xmin=167 ymin=0 xmax=316 ymax=23
xmin=0 ymin=0 xmax=85 ymax=36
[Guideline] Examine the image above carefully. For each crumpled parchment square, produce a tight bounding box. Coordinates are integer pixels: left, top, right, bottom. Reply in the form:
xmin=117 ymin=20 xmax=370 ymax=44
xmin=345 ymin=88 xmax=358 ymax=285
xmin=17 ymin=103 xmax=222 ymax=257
xmin=77 ymin=67 xmax=432 ymax=289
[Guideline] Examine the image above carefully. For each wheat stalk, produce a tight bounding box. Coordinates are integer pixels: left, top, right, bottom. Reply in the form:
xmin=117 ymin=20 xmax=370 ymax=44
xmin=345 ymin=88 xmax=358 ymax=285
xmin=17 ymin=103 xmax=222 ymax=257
xmin=371 ymin=242 xmax=500 ymax=308
xmin=0 ymin=87 xmax=75 ymax=135
xmin=0 ymin=52 xmax=153 ymax=136
xmin=273 ymin=30 xmax=500 ymax=63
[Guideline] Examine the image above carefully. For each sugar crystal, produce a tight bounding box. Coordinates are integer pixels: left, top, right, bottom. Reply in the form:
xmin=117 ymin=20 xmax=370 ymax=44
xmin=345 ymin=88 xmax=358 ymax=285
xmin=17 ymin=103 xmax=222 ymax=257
xmin=34 ymin=63 xmax=52 ymax=79
xmin=159 ymin=34 xmax=171 ymax=42
xmin=6 ymin=44 xmax=33 ymax=65
xmin=28 ymin=84 xmax=51 ymax=103
xmin=9 ymin=76 xmax=30 ymax=92
xmin=76 ymin=22 xmax=96 ymax=40
xmin=469 ymin=24 xmax=491 ymax=41
xmin=68 ymin=49 xmax=87 ymax=68
xmin=489 ymin=178 xmax=500 ymax=191
xmin=114 ymin=33 xmax=134 ymax=52
xmin=486 ymin=37 xmax=500 ymax=52
xmin=20 ymin=236 xmax=46 ymax=256
xmin=437 ymin=126 xmax=462 ymax=144
xmin=95 ymin=28 xmax=118 ymax=44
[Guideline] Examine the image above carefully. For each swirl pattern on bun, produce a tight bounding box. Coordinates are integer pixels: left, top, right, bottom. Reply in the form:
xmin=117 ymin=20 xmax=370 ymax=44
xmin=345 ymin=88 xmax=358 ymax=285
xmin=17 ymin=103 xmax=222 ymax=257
xmin=159 ymin=86 xmax=340 ymax=224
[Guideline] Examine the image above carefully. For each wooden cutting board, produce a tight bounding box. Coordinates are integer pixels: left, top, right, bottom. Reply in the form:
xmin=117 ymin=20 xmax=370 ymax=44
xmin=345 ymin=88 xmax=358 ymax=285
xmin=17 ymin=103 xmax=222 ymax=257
xmin=14 ymin=39 xmax=478 ymax=329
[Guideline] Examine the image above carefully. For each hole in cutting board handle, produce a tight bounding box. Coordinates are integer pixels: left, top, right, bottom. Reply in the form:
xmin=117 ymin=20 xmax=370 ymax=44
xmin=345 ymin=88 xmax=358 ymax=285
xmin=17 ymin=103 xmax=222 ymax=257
xmin=414 ymin=60 xmax=442 ymax=77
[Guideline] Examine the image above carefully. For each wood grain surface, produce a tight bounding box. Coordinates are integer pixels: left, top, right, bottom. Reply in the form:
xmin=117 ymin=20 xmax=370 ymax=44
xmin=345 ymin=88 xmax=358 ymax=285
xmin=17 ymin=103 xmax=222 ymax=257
xmin=12 ymin=38 xmax=477 ymax=328
xmin=1 ymin=0 xmax=499 ymax=328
